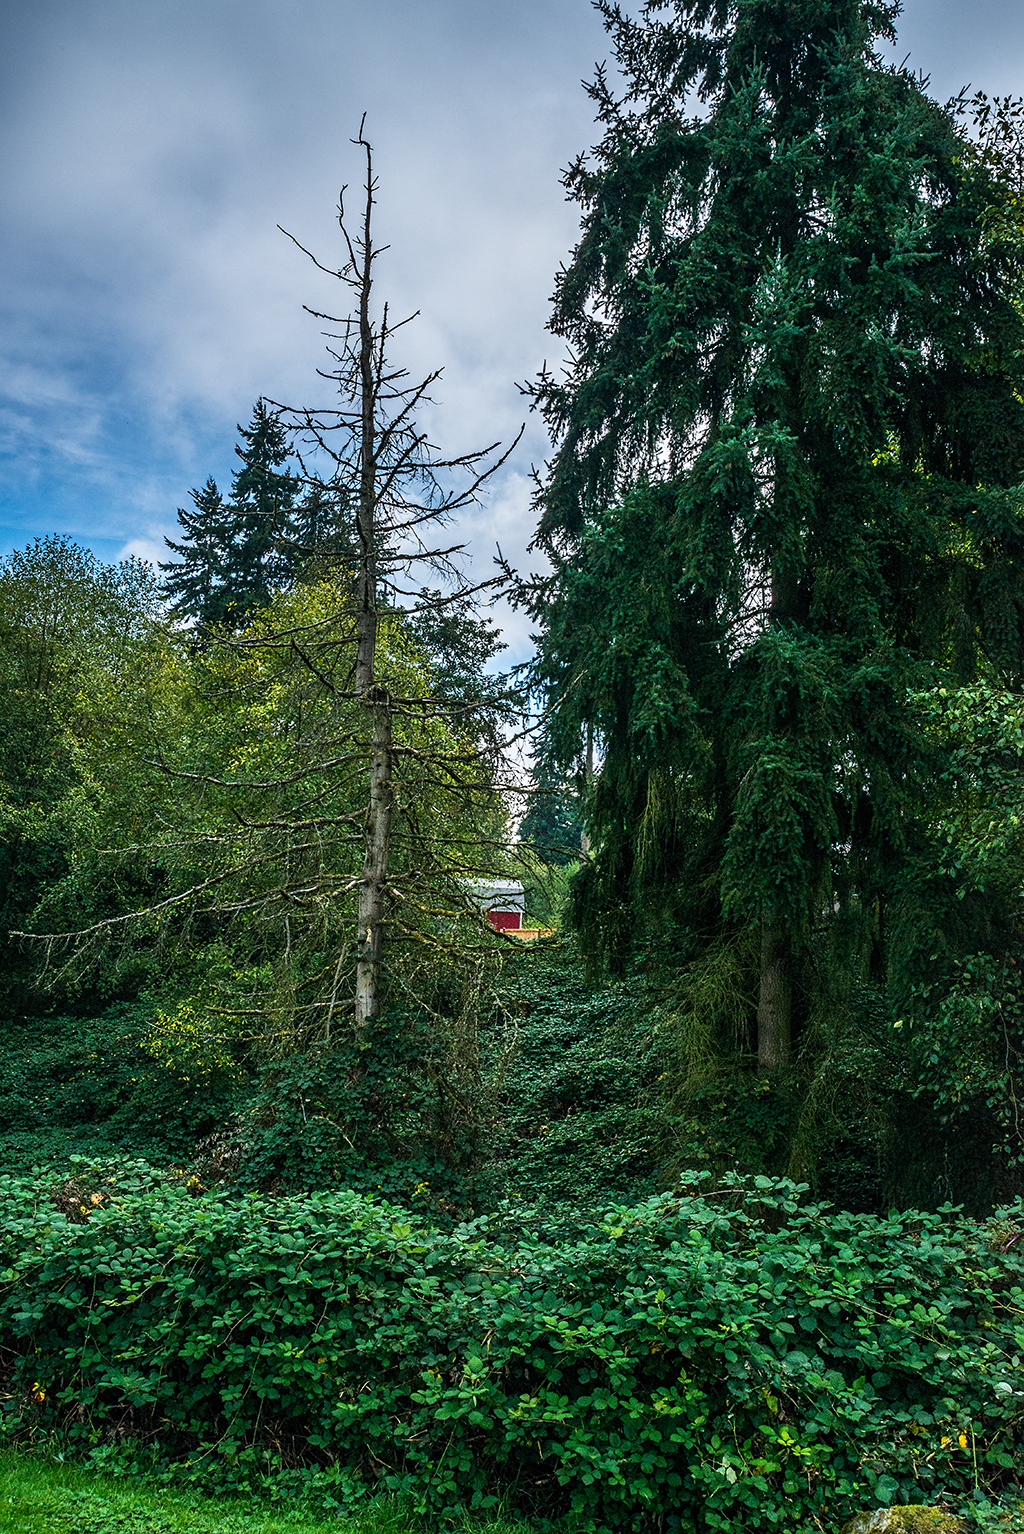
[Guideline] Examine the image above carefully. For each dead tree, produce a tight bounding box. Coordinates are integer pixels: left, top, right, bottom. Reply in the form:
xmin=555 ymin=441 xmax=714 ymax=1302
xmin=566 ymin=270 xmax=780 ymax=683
xmin=12 ymin=125 xmax=523 ymax=1067
xmin=272 ymin=120 xmax=522 ymax=1037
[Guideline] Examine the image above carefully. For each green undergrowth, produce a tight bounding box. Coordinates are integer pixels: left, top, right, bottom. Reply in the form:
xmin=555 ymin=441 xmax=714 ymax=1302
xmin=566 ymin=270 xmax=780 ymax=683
xmin=479 ymin=949 xmax=663 ymax=1206
xmin=4 ymin=1162 xmax=1024 ymax=1531
xmin=0 ymin=1449 xmax=527 ymax=1534
xmin=0 ymin=1003 xmax=233 ymax=1177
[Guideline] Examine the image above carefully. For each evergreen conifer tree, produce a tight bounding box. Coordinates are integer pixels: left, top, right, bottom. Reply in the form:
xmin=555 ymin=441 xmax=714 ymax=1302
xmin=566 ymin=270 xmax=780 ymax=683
xmin=227 ymin=397 xmax=301 ymax=602
xmin=519 ymin=747 xmax=584 ymax=867
xmin=161 ymin=400 xmax=301 ymax=628
xmin=528 ymin=0 xmax=1024 ymax=1070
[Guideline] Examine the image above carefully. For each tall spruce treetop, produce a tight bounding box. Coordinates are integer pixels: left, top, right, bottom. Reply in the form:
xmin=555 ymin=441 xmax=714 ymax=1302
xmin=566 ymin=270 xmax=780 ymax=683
xmin=161 ymin=400 xmax=301 ymax=629
xmin=529 ymin=0 xmax=1024 ymax=1068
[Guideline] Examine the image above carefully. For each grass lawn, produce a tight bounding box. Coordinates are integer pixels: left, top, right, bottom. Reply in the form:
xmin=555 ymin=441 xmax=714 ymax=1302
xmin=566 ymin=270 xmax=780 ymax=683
xmin=0 ymin=1450 xmax=524 ymax=1534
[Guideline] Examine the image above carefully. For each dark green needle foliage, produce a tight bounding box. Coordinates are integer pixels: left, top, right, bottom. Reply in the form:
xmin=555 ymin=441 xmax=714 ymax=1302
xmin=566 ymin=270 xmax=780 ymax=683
xmin=160 ymin=475 xmax=235 ymax=629
xmin=519 ymin=753 xmax=584 ymax=867
xmin=161 ymin=400 xmax=302 ymax=630
xmin=527 ymin=0 xmax=1024 ymax=1105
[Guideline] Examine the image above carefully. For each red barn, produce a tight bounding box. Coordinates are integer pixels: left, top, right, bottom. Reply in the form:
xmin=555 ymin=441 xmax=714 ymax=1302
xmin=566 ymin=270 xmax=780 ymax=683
xmin=465 ymin=879 xmax=526 ymax=931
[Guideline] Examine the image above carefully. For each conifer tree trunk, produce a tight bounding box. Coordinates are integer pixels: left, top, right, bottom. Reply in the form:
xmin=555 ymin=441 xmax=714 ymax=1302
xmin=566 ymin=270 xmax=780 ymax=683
xmin=275 ymin=120 xmax=521 ymax=1040
xmin=579 ymin=720 xmax=594 ymax=860
xmin=757 ymin=922 xmax=791 ymax=1073
xmin=352 ymin=139 xmax=392 ymax=1038
xmin=355 ymin=695 xmax=392 ymax=1032
xmin=757 ymin=563 xmax=795 ymax=1071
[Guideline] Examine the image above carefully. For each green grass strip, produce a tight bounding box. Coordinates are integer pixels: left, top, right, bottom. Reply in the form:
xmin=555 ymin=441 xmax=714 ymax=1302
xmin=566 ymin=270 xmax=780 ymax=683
xmin=0 ymin=1450 xmax=528 ymax=1534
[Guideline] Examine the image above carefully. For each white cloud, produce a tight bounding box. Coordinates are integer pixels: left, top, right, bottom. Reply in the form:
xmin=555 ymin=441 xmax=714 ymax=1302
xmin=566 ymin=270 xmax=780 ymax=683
xmin=2 ymin=0 xmax=1022 ymax=652
xmin=1 ymin=0 xmax=604 ymax=612
xmin=115 ymin=535 xmax=166 ymax=570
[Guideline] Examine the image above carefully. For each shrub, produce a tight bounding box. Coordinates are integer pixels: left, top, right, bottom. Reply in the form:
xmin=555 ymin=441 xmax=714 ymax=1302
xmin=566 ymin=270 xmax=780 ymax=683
xmin=1 ymin=1168 xmax=1023 ymax=1531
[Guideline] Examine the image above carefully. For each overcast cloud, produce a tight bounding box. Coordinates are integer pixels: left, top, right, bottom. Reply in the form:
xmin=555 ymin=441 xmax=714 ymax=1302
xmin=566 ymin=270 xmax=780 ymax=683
xmin=1 ymin=0 xmax=1023 ymax=659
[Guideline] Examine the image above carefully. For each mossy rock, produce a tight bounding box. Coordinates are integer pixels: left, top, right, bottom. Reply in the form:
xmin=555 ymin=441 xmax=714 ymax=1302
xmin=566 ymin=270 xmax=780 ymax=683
xmin=841 ymin=1510 xmax=967 ymax=1534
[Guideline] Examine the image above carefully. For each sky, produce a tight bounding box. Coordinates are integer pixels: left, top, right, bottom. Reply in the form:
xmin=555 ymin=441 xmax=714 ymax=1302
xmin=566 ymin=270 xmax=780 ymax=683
xmin=2 ymin=0 xmax=1024 ymax=660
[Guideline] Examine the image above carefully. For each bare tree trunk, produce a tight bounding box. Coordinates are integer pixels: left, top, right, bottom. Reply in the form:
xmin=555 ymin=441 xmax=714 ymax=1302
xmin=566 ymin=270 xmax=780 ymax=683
xmin=352 ymin=136 xmax=392 ymax=1037
xmin=272 ymin=121 xmax=520 ymax=1036
xmin=355 ymin=694 xmax=392 ymax=1030
xmin=757 ymin=922 xmax=791 ymax=1072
